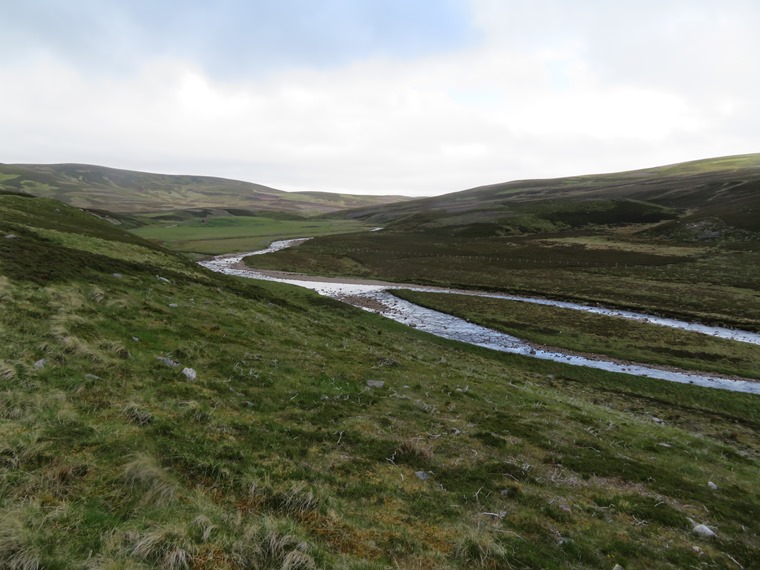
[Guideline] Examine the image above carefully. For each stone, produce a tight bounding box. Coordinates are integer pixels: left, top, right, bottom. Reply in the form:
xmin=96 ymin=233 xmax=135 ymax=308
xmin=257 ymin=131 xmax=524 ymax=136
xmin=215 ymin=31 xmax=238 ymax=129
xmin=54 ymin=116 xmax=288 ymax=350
xmin=112 ymin=273 xmax=123 ymax=279
xmin=415 ymin=471 xmax=431 ymax=481
xmin=33 ymin=358 xmax=47 ymax=369
xmin=366 ymin=380 xmax=385 ymax=388
xmin=4 ymin=234 xmax=16 ymax=239
xmin=84 ymin=374 xmax=101 ymax=381
xmin=182 ymin=367 xmax=197 ymax=381
xmin=156 ymin=356 xmax=180 ymax=367
xmin=707 ymin=481 xmax=718 ymax=490
xmin=156 ymin=275 xmax=171 ymax=283
xmin=168 ymin=303 xmax=179 ymax=308
xmin=692 ymin=524 xmax=717 ymax=539
xmin=612 ymin=565 xmax=625 ymax=570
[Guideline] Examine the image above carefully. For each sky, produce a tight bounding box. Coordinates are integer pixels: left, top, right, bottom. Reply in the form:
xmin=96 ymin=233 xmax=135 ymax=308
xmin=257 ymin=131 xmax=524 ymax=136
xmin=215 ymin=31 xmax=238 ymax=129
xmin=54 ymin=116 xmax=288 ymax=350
xmin=2 ymin=0 xmax=759 ymax=196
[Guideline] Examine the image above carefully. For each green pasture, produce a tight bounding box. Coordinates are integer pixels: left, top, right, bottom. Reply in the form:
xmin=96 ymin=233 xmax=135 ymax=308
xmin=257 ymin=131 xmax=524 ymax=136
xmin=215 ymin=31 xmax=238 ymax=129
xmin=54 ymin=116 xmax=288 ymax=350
xmin=131 ymin=215 xmax=372 ymax=254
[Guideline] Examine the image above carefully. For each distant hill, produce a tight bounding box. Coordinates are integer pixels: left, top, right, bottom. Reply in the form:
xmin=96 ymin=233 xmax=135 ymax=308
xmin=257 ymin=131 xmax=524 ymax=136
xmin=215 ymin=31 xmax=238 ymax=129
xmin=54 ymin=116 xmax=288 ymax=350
xmin=0 ymin=163 xmax=410 ymax=215
xmin=341 ymin=153 xmax=760 ymax=239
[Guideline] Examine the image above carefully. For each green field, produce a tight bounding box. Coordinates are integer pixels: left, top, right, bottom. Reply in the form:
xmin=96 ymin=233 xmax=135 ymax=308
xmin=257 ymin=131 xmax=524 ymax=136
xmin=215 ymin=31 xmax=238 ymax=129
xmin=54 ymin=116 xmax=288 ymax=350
xmin=2 ymin=192 xmax=760 ymax=568
xmin=131 ymin=214 xmax=372 ymax=255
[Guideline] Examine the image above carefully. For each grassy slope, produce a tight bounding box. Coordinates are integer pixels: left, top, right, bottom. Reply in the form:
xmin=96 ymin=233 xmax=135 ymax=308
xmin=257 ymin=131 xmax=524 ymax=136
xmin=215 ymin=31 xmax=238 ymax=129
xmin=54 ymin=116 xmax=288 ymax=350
xmin=2 ymin=194 xmax=760 ymax=569
xmin=0 ymin=163 xmax=410 ymax=215
xmin=339 ymin=153 xmax=760 ymax=234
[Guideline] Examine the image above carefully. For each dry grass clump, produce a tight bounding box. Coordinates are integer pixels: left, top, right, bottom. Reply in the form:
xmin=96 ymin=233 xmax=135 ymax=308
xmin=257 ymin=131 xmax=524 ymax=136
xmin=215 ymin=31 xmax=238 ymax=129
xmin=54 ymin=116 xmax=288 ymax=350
xmin=130 ymin=524 xmax=196 ymax=570
xmin=394 ymin=437 xmax=433 ymax=465
xmin=0 ymin=510 xmax=43 ymax=570
xmin=123 ymin=403 xmax=153 ymax=426
xmin=245 ymin=479 xmax=322 ymax=518
xmin=453 ymin=528 xmax=511 ymax=568
xmin=121 ymin=454 xmax=179 ymax=508
xmin=0 ymin=360 xmax=17 ymax=381
xmin=231 ymin=517 xmax=315 ymax=570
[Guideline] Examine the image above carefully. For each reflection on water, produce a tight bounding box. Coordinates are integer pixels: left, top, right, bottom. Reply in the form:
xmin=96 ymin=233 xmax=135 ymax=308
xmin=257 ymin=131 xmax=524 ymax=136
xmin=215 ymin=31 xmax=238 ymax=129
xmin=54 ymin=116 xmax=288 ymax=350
xmin=201 ymin=240 xmax=760 ymax=394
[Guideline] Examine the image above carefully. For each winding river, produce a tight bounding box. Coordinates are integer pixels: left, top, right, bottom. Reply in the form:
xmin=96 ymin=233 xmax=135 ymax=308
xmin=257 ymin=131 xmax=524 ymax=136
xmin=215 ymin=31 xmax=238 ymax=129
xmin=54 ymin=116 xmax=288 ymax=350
xmin=201 ymin=239 xmax=760 ymax=395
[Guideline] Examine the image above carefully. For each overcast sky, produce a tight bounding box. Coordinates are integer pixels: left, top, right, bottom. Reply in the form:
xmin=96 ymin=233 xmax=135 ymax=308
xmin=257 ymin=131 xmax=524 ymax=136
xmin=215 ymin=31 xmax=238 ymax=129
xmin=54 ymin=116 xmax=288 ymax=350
xmin=2 ymin=0 xmax=758 ymax=196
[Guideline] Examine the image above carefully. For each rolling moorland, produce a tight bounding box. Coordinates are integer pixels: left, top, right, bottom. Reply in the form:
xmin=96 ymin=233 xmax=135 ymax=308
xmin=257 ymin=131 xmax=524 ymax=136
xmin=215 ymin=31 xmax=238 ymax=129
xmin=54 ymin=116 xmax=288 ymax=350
xmin=0 ymin=163 xmax=409 ymax=256
xmin=0 ymin=156 xmax=759 ymax=568
xmin=246 ymin=154 xmax=760 ymax=333
xmin=0 ymin=162 xmax=409 ymax=216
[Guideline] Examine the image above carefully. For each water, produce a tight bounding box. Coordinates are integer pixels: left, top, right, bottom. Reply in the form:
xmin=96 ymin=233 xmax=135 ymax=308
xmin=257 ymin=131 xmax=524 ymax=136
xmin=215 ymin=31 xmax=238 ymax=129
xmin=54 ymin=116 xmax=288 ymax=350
xmin=200 ymin=240 xmax=760 ymax=394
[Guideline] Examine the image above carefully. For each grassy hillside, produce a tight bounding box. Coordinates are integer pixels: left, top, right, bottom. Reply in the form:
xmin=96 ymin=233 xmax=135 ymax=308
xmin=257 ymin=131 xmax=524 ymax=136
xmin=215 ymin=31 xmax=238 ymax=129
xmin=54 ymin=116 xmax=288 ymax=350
xmin=1 ymin=188 xmax=760 ymax=568
xmin=0 ymin=163 xmax=410 ymax=215
xmin=339 ymin=153 xmax=760 ymax=237
xmin=0 ymin=183 xmax=760 ymax=569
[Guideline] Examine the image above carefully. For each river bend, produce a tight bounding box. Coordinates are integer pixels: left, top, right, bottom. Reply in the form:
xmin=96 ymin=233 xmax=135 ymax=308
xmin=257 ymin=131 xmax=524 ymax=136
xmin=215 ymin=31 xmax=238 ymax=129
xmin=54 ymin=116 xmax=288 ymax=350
xmin=201 ymin=240 xmax=760 ymax=394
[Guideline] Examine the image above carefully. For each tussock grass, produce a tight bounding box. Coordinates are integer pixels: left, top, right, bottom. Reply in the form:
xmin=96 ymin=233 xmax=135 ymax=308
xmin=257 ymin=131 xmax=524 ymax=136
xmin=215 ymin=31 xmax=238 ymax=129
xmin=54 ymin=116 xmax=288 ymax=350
xmin=0 ymin=360 xmax=17 ymax=380
xmin=121 ymin=454 xmax=179 ymax=508
xmin=130 ymin=524 xmax=196 ymax=570
xmin=0 ymin=510 xmax=42 ymax=570
xmin=453 ymin=528 xmax=511 ymax=569
xmin=231 ymin=517 xmax=315 ymax=570
xmin=123 ymin=403 xmax=153 ymax=426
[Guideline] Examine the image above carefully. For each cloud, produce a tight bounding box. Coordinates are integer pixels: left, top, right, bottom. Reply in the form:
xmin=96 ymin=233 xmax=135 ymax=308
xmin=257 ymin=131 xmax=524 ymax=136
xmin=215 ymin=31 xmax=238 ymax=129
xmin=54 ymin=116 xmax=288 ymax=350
xmin=1 ymin=0 xmax=758 ymax=196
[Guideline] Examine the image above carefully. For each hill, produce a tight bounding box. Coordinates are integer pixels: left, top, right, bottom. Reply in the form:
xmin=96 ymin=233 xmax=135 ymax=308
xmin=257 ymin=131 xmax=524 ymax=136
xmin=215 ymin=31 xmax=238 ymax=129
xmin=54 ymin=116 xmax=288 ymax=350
xmin=340 ymin=153 xmax=760 ymax=238
xmin=0 ymin=163 xmax=410 ymax=215
xmin=2 ymin=191 xmax=760 ymax=567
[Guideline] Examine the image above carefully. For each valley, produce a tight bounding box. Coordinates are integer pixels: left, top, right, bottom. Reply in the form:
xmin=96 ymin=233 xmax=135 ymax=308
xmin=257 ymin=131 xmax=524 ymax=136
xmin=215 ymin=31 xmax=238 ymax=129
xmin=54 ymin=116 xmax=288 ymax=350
xmin=1 ymin=155 xmax=759 ymax=568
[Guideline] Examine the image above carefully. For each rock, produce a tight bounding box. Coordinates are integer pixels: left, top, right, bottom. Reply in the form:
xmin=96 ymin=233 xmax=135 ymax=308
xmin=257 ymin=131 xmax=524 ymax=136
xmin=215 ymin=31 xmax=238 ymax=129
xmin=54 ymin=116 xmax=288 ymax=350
xmin=692 ymin=545 xmax=703 ymax=555
xmin=692 ymin=524 xmax=717 ymax=539
xmin=182 ymin=367 xmax=197 ymax=381
xmin=612 ymin=565 xmax=625 ymax=570
xmin=657 ymin=442 xmax=672 ymax=448
xmin=366 ymin=380 xmax=385 ymax=388
xmin=33 ymin=358 xmax=47 ymax=369
xmin=156 ymin=276 xmax=171 ymax=283
xmin=4 ymin=234 xmax=16 ymax=239
xmin=651 ymin=416 xmax=666 ymax=425
xmin=415 ymin=471 xmax=431 ymax=481
xmin=168 ymin=303 xmax=179 ymax=308
xmin=156 ymin=356 xmax=180 ymax=367
xmin=112 ymin=273 xmax=123 ymax=279
xmin=132 ymin=336 xmax=140 ymax=342
xmin=707 ymin=481 xmax=718 ymax=490
xmin=84 ymin=374 xmax=101 ymax=381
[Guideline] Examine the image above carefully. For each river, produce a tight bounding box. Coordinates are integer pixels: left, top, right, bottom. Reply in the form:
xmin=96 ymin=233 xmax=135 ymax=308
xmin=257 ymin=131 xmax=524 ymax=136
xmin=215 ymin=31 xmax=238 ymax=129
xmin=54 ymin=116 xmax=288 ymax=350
xmin=200 ymin=239 xmax=760 ymax=394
